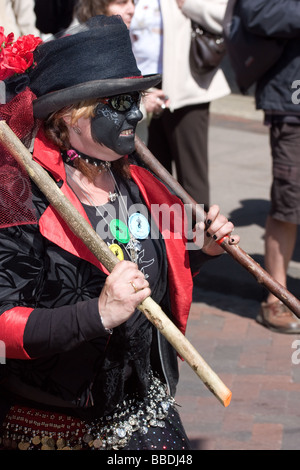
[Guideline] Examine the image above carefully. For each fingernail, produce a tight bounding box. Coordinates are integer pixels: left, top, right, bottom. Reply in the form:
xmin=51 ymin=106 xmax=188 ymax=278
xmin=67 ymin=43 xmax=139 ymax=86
xmin=206 ymin=219 xmax=212 ymax=227
xmin=206 ymin=232 xmax=211 ymax=238
xmin=213 ymin=235 xmax=218 ymax=240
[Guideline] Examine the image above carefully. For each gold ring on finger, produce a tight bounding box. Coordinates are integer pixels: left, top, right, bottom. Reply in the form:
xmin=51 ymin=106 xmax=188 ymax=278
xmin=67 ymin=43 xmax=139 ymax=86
xmin=130 ymin=281 xmax=138 ymax=293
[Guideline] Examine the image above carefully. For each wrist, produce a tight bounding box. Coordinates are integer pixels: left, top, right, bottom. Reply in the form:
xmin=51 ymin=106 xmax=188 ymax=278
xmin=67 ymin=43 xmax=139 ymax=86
xmin=99 ymin=313 xmax=113 ymax=335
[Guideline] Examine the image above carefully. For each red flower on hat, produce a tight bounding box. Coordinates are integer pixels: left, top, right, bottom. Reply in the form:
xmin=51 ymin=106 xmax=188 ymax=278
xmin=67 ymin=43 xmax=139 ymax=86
xmin=0 ymin=27 xmax=42 ymax=81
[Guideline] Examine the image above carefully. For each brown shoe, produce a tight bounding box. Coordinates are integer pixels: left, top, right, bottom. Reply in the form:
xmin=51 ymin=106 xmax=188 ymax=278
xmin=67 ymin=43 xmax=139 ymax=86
xmin=256 ymin=300 xmax=300 ymax=334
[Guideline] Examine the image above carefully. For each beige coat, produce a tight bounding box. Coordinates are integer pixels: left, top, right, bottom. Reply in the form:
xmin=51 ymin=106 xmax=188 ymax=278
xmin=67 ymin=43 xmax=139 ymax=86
xmin=160 ymin=0 xmax=230 ymax=111
xmin=0 ymin=0 xmax=40 ymax=37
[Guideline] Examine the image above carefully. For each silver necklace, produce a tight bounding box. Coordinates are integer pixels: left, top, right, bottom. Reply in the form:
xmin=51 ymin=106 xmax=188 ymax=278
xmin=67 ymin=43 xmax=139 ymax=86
xmin=77 ymin=168 xmax=142 ymax=264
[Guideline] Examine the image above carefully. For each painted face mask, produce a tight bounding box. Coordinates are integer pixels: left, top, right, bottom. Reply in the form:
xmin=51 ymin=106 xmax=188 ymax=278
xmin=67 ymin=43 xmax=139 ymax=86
xmin=91 ymin=92 xmax=143 ymax=155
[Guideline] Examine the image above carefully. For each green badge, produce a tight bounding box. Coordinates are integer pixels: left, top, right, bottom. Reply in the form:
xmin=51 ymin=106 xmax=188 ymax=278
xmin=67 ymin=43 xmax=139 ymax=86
xmin=110 ymin=219 xmax=130 ymax=244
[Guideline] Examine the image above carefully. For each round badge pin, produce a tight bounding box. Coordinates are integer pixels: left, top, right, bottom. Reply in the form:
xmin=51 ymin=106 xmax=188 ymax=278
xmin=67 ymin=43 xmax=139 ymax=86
xmin=110 ymin=219 xmax=130 ymax=244
xmin=128 ymin=213 xmax=150 ymax=240
xmin=109 ymin=244 xmax=124 ymax=261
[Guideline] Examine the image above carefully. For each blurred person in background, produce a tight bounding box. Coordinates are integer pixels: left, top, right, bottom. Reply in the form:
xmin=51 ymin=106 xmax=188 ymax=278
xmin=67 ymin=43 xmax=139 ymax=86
xmin=235 ymin=0 xmax=300 ymax=334
xmin=130 ymin=0 xmax=230 ymax=210
xmin=1 ymin=0 xmax=39 ymax=37
xmin=74 ymin=0 xmax=135 ymax=28
xmin=34 ymin=0 xmax=76 ymax=37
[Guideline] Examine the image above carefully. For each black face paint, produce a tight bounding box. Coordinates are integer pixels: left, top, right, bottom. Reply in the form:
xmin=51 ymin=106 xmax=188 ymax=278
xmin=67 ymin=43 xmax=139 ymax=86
xmin=91 ymin=93 xmax=143 ymax=155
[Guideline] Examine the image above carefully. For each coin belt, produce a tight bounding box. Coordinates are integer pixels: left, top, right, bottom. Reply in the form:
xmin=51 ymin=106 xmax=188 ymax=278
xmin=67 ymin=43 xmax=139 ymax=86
xmin=0 ymin=374 xmax=175 ymax=450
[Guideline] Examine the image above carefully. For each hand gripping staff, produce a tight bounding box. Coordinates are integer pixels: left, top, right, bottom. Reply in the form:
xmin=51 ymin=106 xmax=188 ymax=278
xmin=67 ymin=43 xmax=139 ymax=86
xmin=134 ymin=135 xmax=300 ymax=318
xmin=0 ymin=120 xmax=232 ymax=408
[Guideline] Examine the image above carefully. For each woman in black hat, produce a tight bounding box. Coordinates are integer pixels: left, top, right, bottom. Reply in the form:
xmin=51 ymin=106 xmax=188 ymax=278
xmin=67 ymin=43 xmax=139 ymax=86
xmin=0 ymin=16 xmax=237 ymax=450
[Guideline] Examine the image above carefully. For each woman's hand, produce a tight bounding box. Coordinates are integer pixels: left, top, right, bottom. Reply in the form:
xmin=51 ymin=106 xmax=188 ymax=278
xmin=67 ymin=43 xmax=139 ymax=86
xmin=194 ymin=204 xmax=240 ymax=257
xmin=98 ymin=261 xmax=151 ymax=330
xmin=143 ymin=88 xmax=170 ymax=117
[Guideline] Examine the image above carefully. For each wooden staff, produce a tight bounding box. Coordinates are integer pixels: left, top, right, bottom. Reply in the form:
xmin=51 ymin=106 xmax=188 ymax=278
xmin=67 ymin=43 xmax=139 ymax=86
xmin=0 ymin=120 xmax=232 ymax=407
xmin=134 ymin=135 xmax=300 ymax=318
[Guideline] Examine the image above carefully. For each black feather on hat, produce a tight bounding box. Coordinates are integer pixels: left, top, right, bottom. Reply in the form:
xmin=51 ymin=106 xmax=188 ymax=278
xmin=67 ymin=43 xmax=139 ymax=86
xmin=5 ymin=15 xmax=161 ymax=119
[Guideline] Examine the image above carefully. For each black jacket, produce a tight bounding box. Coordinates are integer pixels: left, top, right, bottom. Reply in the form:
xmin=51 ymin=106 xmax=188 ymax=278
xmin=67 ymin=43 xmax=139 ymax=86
xmin=239 ymin=0 xmax=300 ymax=115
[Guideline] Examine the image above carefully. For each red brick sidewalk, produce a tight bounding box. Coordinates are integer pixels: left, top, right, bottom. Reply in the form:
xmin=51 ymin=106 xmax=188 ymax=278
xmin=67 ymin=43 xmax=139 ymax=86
xmin=176 ymin=292 xmax=300 ymax=450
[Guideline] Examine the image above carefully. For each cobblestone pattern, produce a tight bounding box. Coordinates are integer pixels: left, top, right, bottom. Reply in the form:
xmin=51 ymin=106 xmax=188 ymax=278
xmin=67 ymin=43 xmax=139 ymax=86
xmin=176 ymin=292 xmax=300 ymax=450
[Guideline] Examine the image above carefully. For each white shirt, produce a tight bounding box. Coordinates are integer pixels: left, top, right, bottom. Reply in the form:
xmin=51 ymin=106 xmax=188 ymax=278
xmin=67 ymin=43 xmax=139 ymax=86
xmin=130 ymin=0 xmax=163 ymax=75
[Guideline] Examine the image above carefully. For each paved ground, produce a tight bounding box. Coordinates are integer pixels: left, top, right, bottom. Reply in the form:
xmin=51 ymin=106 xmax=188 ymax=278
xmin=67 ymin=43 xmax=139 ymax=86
xmin=176 ymin=94 xmax=300 ymax=451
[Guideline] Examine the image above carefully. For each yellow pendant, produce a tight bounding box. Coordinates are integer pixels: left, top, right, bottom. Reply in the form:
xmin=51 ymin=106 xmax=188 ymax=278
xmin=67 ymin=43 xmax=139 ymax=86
xmin=109 ymin=243 xmax=124 ymax=261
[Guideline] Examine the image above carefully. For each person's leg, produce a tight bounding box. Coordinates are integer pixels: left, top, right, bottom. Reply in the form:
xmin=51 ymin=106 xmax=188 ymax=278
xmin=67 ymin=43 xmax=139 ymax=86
xmin=257 ymin=122 xmax=300 ymax=333
xmin=265 ymin=215 xmax=297 ymax=304
xmin=148 ymin=112 xmax=173 ymax=174
xmin=170 ymin=103 xmax=210 ymax=209
xmin=148 ymin=104 xmax=210 ymax=209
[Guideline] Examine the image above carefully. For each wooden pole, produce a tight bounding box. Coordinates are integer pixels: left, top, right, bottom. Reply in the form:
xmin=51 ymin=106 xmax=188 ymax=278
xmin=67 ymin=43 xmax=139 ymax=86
xmin=0 ymin=120 xmax=232 ymax=407
xmin=135 ymin=135 xmax=300 ymax=318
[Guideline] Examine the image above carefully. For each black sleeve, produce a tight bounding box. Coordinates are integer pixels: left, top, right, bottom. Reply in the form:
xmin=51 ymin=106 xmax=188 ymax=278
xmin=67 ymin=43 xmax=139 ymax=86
xmin=24 ymin=298 xmax=110 ymax=358
xmin=0 ymin=224 xmax=109 ymax=360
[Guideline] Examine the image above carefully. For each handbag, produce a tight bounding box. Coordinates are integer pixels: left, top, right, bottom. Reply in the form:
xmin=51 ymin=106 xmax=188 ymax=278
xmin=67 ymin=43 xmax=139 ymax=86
xmin=223 ymin=0 xmax=287 ymax=93
xmin=189 ymin=21 xmax=226 ymax=81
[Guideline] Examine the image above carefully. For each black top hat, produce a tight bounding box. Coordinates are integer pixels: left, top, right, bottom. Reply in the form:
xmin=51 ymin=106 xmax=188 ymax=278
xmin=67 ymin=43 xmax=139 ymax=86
xmin=6 ymin=16 xmax=161 ymax=119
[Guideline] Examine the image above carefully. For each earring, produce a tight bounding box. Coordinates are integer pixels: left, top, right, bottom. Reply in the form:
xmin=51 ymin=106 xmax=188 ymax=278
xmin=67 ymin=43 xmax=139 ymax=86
xmin=72 ymin=126 xmax=81 ymax=135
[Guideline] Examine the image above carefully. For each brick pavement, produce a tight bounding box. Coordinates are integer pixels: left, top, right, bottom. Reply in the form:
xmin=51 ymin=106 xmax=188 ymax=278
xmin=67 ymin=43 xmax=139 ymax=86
xmin=174 ymin=96 xmax=300 ymax=451
xmin=176 ymin=290 xmax=300 ymax=450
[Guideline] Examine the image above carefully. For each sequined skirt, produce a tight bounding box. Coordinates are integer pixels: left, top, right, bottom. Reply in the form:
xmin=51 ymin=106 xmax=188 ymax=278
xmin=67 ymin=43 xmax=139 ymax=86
xmin=0 ymin=375 xmax=191 ymax=451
